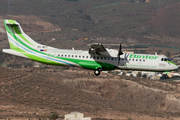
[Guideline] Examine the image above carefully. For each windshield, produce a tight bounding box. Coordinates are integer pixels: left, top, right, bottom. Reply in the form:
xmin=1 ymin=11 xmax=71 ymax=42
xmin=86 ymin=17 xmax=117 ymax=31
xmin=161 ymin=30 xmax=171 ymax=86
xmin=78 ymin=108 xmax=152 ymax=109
xmin=161 ymin=58 xmax=170 ymax=61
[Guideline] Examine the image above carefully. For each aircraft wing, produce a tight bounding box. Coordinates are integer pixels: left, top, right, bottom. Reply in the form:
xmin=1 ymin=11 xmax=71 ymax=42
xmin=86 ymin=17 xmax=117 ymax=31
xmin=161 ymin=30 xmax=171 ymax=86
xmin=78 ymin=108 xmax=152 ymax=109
xmin=88 ymin=43 xmax=111 ymax=56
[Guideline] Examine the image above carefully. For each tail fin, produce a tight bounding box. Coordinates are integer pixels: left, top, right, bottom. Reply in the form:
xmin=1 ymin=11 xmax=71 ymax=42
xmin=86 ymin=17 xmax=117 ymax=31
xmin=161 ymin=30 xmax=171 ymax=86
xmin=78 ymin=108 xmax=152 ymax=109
xmin=4 ymin=19 xmax=40 ymax=50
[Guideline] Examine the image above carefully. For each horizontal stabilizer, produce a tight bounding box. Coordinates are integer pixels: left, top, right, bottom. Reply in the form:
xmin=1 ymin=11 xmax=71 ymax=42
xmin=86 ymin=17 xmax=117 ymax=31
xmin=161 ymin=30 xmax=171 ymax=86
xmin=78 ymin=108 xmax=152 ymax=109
xmin=2 ymin=49 xmax=28 ymax=58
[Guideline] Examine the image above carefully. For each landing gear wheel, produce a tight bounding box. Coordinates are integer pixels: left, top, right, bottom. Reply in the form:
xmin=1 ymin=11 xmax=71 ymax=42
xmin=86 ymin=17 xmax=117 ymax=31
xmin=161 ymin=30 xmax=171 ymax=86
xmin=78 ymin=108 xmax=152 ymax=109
xmin=94 ymin=69 xmax=101 ymax=76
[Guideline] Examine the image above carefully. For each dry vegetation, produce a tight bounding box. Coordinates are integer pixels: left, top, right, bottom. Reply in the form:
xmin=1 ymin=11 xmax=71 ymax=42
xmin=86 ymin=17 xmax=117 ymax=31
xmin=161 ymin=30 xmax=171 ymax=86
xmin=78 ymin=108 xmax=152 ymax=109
xmin=1 ymin=67 xmax=180 ymax=120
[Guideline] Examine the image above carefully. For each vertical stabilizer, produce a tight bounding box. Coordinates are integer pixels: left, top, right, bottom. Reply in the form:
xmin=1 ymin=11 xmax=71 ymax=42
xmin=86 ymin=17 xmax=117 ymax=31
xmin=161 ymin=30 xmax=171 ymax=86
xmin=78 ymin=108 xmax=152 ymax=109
xmin=4 ymin=19 xmax=40 ymax=50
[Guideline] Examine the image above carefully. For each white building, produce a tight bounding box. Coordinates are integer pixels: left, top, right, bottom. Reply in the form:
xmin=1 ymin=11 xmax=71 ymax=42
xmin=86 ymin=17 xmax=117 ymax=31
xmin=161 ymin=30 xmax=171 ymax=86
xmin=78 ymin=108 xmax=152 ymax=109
xmin=64 ymin=112 xmax=91 ymax=120
xmin=141 ymin=71 xmax=158 ymax=77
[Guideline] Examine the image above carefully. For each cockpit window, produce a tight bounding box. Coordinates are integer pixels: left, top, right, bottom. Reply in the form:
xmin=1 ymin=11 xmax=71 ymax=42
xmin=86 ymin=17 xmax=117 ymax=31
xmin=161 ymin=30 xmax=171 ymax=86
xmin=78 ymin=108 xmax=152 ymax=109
xmin=161 ymin=58 xmax=170 ymax=61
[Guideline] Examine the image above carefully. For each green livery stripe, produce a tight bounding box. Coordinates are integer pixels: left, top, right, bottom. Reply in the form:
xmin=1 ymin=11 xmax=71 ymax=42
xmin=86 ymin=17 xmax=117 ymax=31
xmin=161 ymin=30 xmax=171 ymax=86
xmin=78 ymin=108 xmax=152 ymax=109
xmin=10 ymin=43 xmax=64 ymax=66
xmin=166 ymin=61 xmax=178 ymax=66
xmin=61 ymin=58 xmax=115 ymax=70
xmin=5 ymin=20 xmax=82 ymax=67
xmin=5 ymin=20 xmax=116 ymax=70
xmin=11 ymin=25 xmax=34 ymax=46
xmin=5 ymin=20 xmax=178 ymax=72
xmin=10 ymin=41 xmax=115 ymax=70
xmin=5 ymin=22 xmax=46 ymax=55
xmin=8 ymin=20 xmax=16 ymax=24
xmin=9 ymin=38 xmax=15 ymax=49
xmin=4 ymin=21 xmax=14 ymax=38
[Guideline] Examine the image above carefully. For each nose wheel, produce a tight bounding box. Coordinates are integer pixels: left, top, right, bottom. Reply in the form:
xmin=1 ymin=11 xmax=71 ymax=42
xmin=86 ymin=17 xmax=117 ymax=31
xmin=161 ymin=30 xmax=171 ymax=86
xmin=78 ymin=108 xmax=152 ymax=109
xmin=94 ymin=69 xmax=101 ymax=76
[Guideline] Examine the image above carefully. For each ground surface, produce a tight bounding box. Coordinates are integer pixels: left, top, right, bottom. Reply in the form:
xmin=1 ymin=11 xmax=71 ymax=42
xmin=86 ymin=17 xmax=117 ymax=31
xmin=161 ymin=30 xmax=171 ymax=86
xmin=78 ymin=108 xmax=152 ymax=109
xmin=1 ymin=67 xmax=180 ymax=120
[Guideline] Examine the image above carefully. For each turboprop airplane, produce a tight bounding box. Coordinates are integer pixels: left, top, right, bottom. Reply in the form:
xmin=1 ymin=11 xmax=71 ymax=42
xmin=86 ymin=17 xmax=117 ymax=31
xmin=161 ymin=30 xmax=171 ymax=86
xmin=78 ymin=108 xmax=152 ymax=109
xmin=2 ymin=20 xmax=178 ymax=76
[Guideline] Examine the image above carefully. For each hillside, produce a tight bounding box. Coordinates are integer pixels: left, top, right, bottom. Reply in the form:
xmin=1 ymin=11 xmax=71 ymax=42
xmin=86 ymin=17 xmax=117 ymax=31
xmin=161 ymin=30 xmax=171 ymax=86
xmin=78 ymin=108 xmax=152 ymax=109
xmin=0 ymin=0 xmax=180 ymax=48
xmin=1 ymin=67 xmax=180 ymax=119
xmin=151 ymin=3 xmax=180 ymax=38
xmin=1 ymin=1 xmax=180 ymax=69
xmin=133 ymin=3 xmax=180 ymax=47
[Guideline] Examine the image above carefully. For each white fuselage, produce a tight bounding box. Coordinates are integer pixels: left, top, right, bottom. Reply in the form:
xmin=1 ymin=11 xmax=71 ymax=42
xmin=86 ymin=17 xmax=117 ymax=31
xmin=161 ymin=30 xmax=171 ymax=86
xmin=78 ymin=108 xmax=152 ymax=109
xmin=23 ymin=48 xmax=177 ymax=72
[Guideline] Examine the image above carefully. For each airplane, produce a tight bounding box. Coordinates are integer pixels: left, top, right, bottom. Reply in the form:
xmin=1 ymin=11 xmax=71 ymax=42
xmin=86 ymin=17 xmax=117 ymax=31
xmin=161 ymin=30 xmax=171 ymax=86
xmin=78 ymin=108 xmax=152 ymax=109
xmin=2 ymin=19 xmax=178 ymax=76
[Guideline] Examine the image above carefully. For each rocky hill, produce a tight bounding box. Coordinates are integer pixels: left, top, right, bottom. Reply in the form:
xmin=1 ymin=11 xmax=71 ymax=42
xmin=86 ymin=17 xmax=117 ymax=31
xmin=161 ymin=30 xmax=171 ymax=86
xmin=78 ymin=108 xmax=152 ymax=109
xmin=0 ymin=15 xmax=59 ymax=33
xmin=1 ymin=67 xmax=180 ymax=120
xmin=0 ymin=0 xmax=180 ymax=48
xmin=150 ymin=3 xmax=180 ymax=38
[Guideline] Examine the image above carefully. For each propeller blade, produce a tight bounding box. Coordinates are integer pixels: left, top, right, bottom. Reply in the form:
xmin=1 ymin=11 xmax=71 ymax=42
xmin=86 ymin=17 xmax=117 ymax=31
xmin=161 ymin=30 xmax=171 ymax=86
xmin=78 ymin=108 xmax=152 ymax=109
xmin=118 ymin=42 xmax=123 ymax=56
xmin=118 ymin=57 xmax=120 ymax=65
xmin=118 ymin=42 xmax=123 ymax=65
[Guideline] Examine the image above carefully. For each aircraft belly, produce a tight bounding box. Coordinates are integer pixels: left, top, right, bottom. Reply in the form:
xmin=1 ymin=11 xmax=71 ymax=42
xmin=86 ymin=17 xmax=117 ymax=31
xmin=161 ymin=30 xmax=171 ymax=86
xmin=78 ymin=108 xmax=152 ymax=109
xmin=78 ymin=61 xmax=101 ymax=70
xmin=78 ymin=61 xmax=115 ymax=70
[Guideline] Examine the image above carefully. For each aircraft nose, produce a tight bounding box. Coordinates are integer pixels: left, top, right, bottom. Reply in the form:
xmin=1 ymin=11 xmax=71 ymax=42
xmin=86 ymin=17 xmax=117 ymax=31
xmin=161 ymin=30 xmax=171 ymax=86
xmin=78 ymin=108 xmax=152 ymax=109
xmin=174 ymin=65 xmax=179 ymax=70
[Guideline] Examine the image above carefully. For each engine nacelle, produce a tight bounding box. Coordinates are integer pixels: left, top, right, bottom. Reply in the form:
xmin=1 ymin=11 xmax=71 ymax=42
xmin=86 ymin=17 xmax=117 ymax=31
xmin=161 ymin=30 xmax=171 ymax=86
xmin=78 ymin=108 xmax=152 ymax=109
xmin=89 ymin=48 xmax=98 ymax=55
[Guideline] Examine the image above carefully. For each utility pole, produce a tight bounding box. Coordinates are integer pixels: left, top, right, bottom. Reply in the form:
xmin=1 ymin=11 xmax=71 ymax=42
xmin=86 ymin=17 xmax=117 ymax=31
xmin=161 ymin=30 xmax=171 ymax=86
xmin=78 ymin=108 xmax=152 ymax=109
xmin=158 ymin=0 xmax=161 ymax=11
xmin=8 ymin=0 xmax=12 ymax=15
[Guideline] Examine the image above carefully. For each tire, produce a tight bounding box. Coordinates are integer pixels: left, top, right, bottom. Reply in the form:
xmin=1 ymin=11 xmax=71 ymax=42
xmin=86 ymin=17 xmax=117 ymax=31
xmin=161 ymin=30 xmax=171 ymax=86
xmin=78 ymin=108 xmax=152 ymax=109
xmin=94 ymin=69 xmax=101 ymax=76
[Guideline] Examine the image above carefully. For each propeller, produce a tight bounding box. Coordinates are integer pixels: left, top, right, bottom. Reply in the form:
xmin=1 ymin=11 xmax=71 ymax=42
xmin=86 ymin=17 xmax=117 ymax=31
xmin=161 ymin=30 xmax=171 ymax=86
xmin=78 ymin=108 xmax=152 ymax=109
xmin=118 ymin=42 xmax=123 ymax=65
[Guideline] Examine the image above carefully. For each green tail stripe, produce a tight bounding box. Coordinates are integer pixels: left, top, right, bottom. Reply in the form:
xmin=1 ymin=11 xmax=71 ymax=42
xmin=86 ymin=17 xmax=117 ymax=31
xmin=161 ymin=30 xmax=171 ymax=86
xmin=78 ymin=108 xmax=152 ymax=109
xmin=10 ymin=43 xmax=64 ymax=66
xmin=8 ymin=24 xmax=34 ymax=46
xmin=6 ymin=20 xmax=116 ymax=70
xmin=8 ymin=20 xmax=16 ymax=24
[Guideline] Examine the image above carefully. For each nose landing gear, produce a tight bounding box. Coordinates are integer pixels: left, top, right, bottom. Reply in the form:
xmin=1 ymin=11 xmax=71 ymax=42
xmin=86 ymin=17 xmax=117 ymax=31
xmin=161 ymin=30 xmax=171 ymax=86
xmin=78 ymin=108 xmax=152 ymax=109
xmin=94 ymin=68 xmax=101 ymax=76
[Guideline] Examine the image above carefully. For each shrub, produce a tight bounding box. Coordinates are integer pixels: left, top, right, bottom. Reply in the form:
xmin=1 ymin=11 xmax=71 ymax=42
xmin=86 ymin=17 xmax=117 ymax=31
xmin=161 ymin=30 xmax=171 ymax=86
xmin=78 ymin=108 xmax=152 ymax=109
xmin=136 ymin=72 xmax=142 ymax=77
xmin=49 ymin=112 xmax=59 ymax=120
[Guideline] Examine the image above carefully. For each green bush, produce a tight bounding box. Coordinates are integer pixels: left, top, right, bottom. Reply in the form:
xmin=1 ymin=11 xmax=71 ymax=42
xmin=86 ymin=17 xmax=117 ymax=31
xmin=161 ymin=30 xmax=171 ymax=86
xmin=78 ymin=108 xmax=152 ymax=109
xmin=136 ymin=72 xmax=142 ymax=78
xmin=49 ymin=112 xmax=59 ymax=120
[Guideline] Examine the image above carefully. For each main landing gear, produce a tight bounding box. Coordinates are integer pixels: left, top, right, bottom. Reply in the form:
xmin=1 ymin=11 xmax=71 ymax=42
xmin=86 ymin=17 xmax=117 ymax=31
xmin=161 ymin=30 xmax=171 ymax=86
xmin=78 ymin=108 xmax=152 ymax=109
xmin=94 ymin=68 xmax=101 ymax=76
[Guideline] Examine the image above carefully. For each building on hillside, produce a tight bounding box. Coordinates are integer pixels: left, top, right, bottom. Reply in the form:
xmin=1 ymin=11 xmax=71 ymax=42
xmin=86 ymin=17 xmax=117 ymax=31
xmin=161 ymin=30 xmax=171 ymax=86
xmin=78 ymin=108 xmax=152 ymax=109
xmin=64 ymin=112 xmax=91 ymax=120
xmin=141 ymin=71 xmax=158 ymax=77
xmin=134 ymin=0 xmax=150 ymax=3
xmin=167 ymin=72 xmax=180 ymax=78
